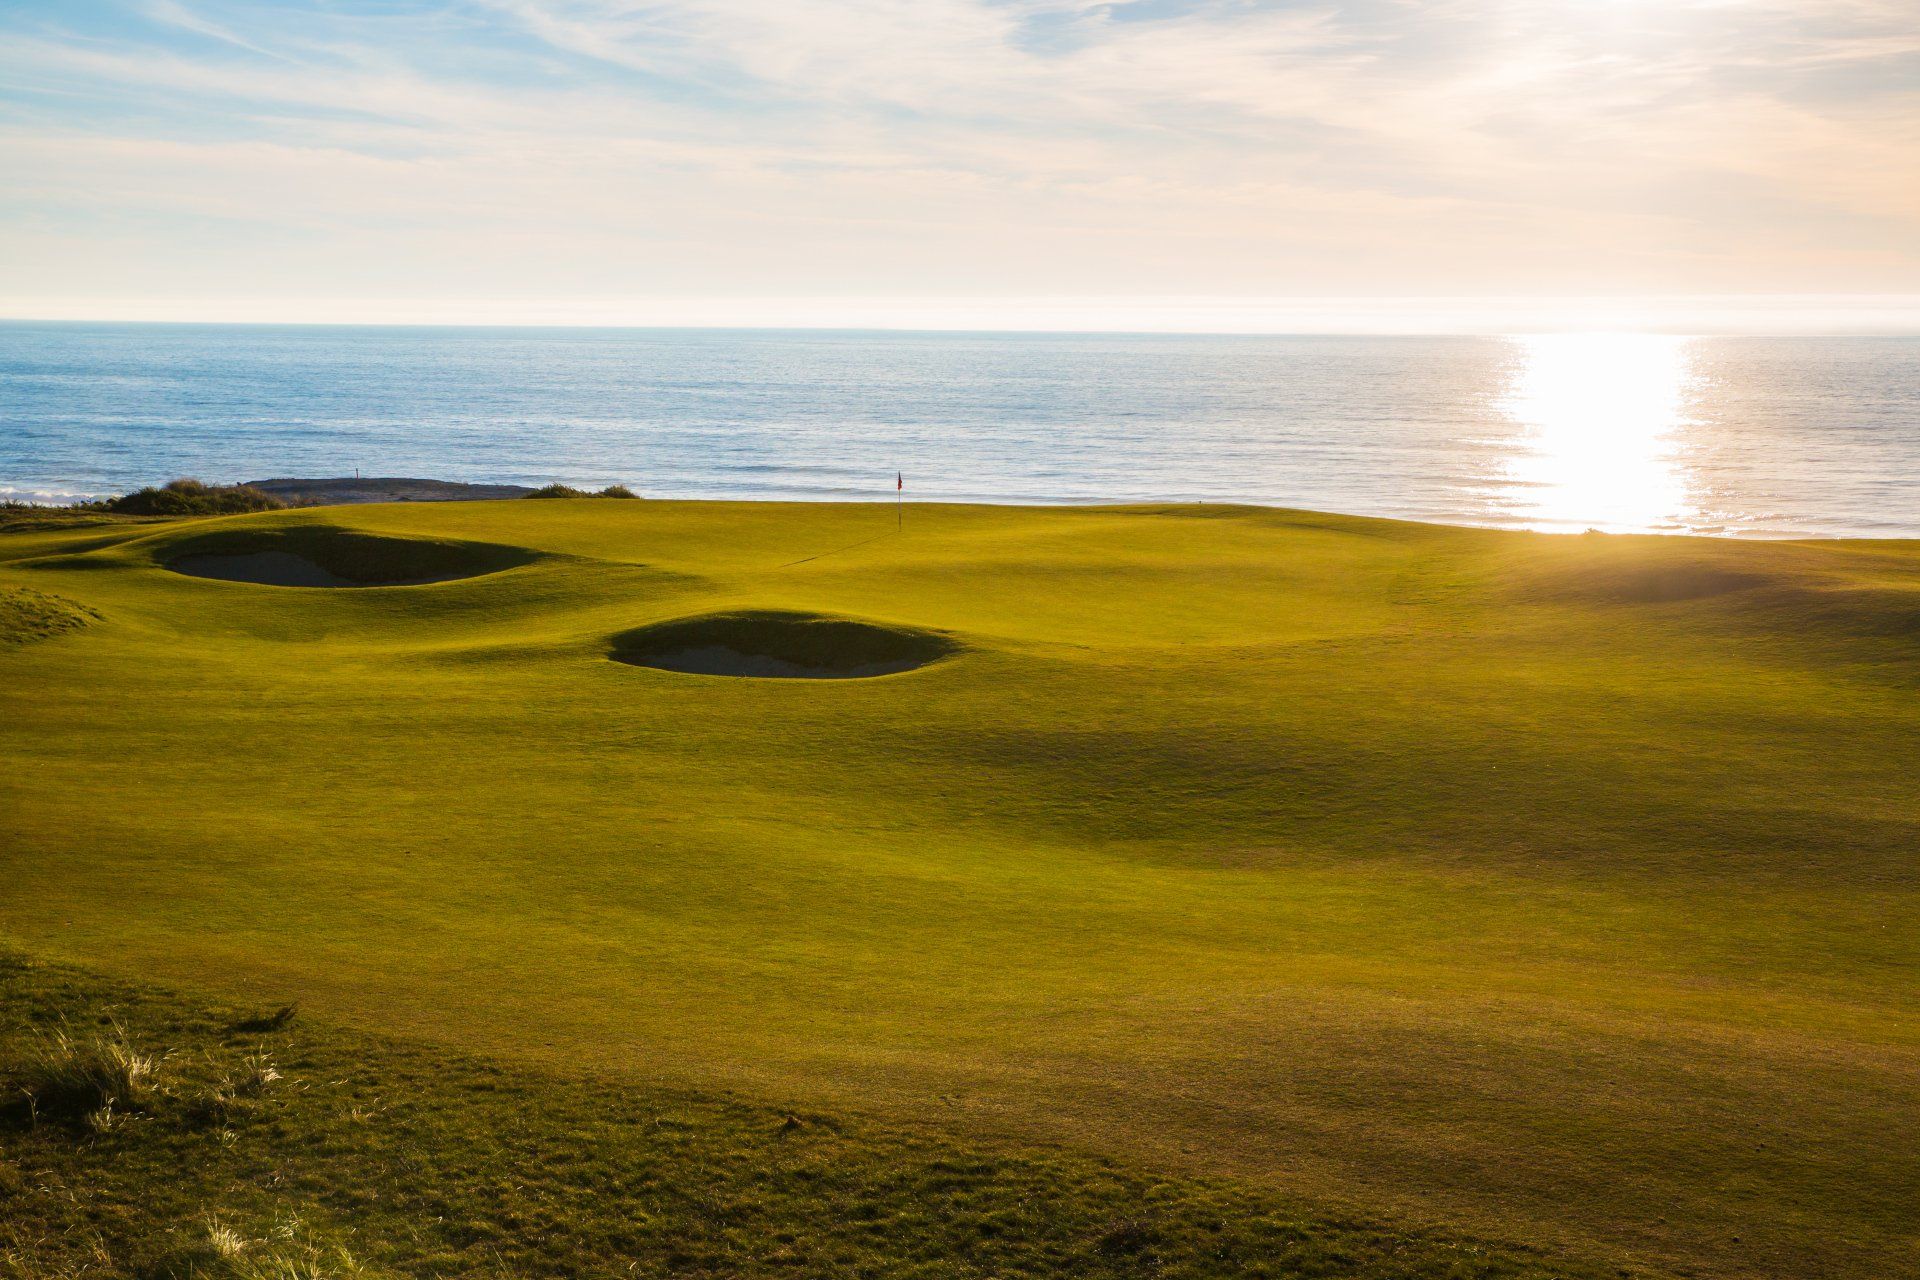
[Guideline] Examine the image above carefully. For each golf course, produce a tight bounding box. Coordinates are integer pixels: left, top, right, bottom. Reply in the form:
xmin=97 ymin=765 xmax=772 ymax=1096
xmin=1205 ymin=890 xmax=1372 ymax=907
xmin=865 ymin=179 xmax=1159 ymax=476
xmin=3 ymin=497 xmax=1917 ymax=1280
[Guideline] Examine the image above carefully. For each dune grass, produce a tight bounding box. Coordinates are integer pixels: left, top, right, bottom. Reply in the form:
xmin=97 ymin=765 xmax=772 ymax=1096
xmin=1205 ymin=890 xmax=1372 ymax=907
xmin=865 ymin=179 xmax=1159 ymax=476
xmin=0 ymin=949 xmax=1615 ymax=1280
xmin=9 ymin=1020 xmax=158 ymax=1129
xmin=2 ymin=499 xmax=1917 ymax=1279
xmin=0 ymin=584 xmax=99 ymax=644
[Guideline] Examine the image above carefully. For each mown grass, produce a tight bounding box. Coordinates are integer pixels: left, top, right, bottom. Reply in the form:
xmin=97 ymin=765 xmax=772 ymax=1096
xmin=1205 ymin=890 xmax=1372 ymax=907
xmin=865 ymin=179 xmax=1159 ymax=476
xmin=0 ymin=949 xmax=1619 ymax=1280
xmin=2 ymin=499 xmax=1917 ymax=1280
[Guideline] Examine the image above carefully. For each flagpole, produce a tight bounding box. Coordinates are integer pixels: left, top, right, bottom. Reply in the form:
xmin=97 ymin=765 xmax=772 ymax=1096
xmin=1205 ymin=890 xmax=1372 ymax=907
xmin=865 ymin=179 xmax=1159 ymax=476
xmin=897 ymin=471 xmax=903 ymax=531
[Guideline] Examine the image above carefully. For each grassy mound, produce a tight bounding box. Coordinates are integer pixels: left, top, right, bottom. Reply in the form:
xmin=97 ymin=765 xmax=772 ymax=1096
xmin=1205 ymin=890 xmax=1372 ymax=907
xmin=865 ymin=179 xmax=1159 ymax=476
xmin=103 ymin=479 xmax=286 ymax=518
xmin=611 ymin=609 xmax=959 ymax=678
xmin=1502 ymin=534 xmax=1920 ymax=655
xmin=1500 ymin=534 xmax=1785 ymax=605
xmin=0 ymin=584 xmax=100 ymax=644
xmin=161 ymin=526 xmax=539 ymax=588
xmin=0 ymin=949 xmax=1616 ymax=1280
xmin=1 ymin=505 xmax=161 ymax=535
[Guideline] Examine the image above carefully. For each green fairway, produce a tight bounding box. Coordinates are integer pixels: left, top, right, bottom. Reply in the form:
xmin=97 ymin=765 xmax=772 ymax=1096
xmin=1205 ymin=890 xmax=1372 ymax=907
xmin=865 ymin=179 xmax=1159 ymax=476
xmin=3 ymin=499 xmax=1917 ymax=1280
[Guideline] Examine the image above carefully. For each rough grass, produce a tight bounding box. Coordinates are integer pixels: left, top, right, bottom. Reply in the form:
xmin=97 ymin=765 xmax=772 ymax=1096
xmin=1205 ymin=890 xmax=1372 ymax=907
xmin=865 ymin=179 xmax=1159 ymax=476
xmin=162 ymin=1224 xmax=374 ymax=1280
xmin=0 ymin=585 xmax=99 ymax=644
xmin=3 ymin=500 xmax=1918 ymax=1280
xmin=0 ymin=949 xmax=1621 ymax=1280
xmin=0 ymin=504 xmax=162 ymax=535
xmin=6 ymin=1021 xmax=158 ymax=1127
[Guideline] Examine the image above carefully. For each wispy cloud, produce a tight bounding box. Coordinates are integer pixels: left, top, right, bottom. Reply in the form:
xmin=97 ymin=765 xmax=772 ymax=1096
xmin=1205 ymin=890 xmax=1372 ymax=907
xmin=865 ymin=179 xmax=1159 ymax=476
xmin=0 ymin=0 xmax=1915 ymax=324
xmin=141 ymin=0 xmax=286 ymax=59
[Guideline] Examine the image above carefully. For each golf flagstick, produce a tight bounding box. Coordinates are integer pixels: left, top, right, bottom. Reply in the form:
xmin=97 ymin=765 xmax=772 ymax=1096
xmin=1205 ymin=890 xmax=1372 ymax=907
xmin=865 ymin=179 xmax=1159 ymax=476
xmin=897 ymin=471 xmax=903 ymax=531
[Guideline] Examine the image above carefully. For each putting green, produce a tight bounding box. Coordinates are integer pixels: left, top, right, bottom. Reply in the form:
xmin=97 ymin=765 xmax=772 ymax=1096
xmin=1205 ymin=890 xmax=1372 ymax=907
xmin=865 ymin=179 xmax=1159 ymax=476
xmin=2 ymin=499 xmax=1917 ymax=1280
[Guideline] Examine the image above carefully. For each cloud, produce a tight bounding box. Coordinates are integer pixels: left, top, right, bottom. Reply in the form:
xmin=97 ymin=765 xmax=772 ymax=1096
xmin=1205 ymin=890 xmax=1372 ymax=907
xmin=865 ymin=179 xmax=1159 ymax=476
xmin=142 ymin=0 xmax=287 ymax=58
xmin=0 ymin=0 xmax=1915 ymax=320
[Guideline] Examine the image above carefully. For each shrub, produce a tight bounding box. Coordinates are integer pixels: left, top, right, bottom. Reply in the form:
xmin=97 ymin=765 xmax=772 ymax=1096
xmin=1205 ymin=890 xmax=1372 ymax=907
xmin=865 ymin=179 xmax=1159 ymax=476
xmin=525 ymin=484 xmax=639 ymax=499
xmin=105 ymin=480 xmax=285 ymax=517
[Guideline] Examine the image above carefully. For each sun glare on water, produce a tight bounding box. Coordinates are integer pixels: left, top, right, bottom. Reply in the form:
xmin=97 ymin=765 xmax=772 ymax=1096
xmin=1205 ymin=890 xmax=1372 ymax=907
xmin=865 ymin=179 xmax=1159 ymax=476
xmin=1496 ymin=333 xmax=1701 ymax=534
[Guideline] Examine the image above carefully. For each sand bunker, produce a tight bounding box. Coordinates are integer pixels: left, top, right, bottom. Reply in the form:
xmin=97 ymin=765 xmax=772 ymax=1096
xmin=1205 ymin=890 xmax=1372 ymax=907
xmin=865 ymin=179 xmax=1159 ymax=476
xmin=611 ymin=610 xmax=957 ymax=679
xmin=164 ymin=528 xmax=536 ymax=588
xmin=172 ymin=551 xmax=369 ymax=587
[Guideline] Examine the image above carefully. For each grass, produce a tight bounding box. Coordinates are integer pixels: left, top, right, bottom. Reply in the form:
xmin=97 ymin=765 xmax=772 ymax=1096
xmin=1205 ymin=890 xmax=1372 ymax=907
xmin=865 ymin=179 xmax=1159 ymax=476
xmin=0 ymin=584 xmax=99 ymax=644
xmin=7 ymin=1021 xmax=158 ymax=1127
xmin=0 ymin=505 xmax=164 ymax=535
xmin=2 ymin=498 xmax=1917 ymax=1278
xmin=0 ymin=948 xmax=1616 ymax=1279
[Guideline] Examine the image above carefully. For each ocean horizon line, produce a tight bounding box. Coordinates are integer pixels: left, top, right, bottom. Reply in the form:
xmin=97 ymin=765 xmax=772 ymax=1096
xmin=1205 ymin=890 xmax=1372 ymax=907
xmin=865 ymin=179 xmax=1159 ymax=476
xmin=6 ymin=294 xmax=1920 ymax=338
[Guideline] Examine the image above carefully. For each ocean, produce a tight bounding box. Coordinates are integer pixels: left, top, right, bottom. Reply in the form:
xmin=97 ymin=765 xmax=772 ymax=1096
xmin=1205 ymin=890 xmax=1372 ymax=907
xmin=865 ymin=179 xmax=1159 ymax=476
xmin=2 ymin=322 xmax=1916 ymax=538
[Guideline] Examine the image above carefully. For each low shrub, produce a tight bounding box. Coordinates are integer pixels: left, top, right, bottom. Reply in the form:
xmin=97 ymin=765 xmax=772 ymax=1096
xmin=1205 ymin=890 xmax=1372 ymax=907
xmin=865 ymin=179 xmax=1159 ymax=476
xmin=525 ymin=484 xmax=639 ymax=499
xmin=104 ymin=480 xmax=285 ymax=518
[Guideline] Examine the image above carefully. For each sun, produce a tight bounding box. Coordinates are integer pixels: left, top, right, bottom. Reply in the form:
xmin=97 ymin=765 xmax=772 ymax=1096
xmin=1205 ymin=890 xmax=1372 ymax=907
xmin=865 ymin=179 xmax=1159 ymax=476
xmin=1498 ymin=333 xmax=1698 ymax=533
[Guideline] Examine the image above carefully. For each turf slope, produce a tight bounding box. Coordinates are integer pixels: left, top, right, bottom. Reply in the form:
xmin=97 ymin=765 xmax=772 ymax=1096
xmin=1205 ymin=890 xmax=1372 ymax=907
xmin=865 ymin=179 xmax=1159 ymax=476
xmin=2 ymin=500 xmax=1917 ymax=1279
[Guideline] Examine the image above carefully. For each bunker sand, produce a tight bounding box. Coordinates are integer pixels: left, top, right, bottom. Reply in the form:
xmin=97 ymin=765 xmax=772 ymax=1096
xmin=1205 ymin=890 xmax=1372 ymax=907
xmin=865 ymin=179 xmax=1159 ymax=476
xmin=168 ymin=550 xmax=477 ymax=588
xmin=610 ymin=609 xmax=959 ymax=678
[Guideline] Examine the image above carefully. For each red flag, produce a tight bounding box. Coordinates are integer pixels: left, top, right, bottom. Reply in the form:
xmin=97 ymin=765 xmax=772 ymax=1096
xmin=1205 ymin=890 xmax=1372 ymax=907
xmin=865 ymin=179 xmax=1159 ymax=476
xmin=897 ymin=472 xmax=903 ymax=490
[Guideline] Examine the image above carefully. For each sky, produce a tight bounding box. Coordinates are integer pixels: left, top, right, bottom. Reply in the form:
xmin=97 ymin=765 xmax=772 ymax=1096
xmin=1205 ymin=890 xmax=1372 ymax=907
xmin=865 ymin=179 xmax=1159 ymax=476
xmin=1 ymin=0 xmax=1917 ymax=331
